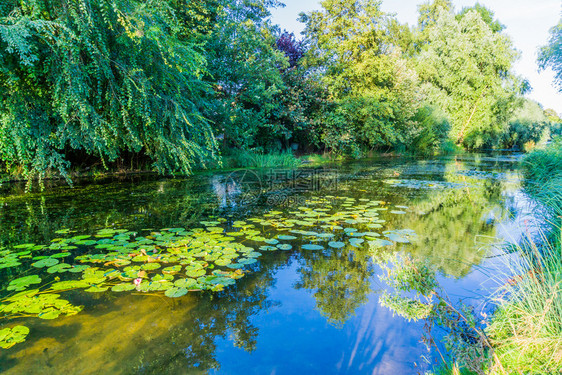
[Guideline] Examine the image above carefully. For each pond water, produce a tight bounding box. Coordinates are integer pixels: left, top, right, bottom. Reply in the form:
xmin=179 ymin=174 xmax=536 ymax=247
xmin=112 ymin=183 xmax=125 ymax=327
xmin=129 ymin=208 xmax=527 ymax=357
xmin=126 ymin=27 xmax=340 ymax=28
xmin=0 ymin=154 xmax=539 ymax=374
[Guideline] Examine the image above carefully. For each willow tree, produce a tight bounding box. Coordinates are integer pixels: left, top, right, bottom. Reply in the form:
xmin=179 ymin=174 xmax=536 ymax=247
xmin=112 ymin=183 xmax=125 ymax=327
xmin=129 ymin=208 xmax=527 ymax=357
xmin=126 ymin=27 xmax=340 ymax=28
xmin=0 ymin=0 xmax=217 ymax=182
xmin=415 ymin=6 xmax=520 ymax=149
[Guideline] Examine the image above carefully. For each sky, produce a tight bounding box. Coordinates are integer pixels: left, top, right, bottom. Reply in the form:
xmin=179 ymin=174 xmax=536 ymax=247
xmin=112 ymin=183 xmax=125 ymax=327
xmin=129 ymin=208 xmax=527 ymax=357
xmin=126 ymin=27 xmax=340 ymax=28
xmin=270 ymin=0 xmax=562 ymax=114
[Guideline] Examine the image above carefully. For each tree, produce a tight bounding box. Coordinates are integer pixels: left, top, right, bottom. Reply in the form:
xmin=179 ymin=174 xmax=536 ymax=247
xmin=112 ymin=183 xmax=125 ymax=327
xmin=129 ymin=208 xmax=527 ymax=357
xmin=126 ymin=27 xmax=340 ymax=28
xmin=301 ymin=0 xmax=423 ymax=155
xmin=538 ymin=18 xmax=562 ymax=90
xmin=200 ymin=0 xmax=289 ymax=151
xmin=0 ymin=0 xmax=217 ymax=182
xmin=415 ymin=8 xmax=519 ymax=149
xmin=270 ymin=32 xmax=328 ymax=150
xmin=457 ymin=3 xmax=505 ymax=33
xmin=499 ymin=99 xmax=550 ymax=150
xmin=417 ymin=0 xmax=453 ymax=32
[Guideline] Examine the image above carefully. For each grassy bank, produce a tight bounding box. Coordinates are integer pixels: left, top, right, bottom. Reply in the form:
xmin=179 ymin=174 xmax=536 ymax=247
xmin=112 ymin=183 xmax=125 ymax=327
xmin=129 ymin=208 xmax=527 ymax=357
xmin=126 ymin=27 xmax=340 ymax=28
xmin=484 ymin=138 xmax=562 ymax=373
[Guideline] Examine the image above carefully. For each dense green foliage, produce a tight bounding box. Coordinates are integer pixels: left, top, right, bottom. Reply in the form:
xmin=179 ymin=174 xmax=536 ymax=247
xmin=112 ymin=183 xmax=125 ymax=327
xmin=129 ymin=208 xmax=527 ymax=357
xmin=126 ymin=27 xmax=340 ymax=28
xmin=0 ymin=0 xmax=557 ymax=181
xmin=498 ymin=99 xmax=550 ymax=150
xmin=415 ymin=5 xmax=520 ymax=149
xmin=0 ymin=0 xmax=217 ymax=182
xmin=300 ymin=0 xmax=423 ymax=156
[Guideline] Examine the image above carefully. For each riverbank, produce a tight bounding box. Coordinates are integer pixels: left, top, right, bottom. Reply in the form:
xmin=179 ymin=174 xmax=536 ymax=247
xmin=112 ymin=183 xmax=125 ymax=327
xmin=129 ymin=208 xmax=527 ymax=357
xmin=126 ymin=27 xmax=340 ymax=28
xmin=0 ymin=149 xmax=404 ymax=188
xmin=485 ymin=139 xmax=562 ymax=374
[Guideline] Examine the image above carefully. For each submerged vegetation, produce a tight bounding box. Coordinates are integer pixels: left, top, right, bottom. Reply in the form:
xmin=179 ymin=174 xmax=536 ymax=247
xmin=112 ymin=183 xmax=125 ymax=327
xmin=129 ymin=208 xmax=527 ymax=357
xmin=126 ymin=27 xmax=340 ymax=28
xmin=0 ymin=0 xmax=560 ymax=183
xmin=0 ymin=194 xmax=422 ymax=349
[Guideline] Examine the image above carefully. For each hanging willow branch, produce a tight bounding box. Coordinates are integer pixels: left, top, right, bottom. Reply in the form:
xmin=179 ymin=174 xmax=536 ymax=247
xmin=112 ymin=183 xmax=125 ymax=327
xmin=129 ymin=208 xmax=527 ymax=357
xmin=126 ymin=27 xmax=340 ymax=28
xmin=0 ymin=0 xmax=218 ymax=184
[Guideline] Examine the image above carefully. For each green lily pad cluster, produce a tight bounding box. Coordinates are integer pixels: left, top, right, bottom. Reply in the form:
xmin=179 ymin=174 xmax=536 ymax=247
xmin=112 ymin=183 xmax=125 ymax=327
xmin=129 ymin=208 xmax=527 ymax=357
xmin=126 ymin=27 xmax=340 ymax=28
xmin=0 ymin=290 xmax=82 ymax=320
xmin=238 ymin=195 xmax=417 ymax=253
xmin=0 ymin=325 xmax=29 ymax=349
xmin=0 ymin=194 xmax=418 ymax=350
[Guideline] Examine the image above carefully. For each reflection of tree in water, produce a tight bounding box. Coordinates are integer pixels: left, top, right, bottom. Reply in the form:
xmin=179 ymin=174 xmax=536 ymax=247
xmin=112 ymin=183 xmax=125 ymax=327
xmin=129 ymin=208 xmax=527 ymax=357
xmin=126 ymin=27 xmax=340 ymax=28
xmin=0 ymin=177 xmax=219 ymax=247
xmin=294 ymin=159 xmax=510 ymax=326
xmin=0 ymin=253 xmax=290 ymax=375
xmin=126 ymin=256 xmax=288 ymax=374
xmin=295 ymin=245 xmax=375 ymax=326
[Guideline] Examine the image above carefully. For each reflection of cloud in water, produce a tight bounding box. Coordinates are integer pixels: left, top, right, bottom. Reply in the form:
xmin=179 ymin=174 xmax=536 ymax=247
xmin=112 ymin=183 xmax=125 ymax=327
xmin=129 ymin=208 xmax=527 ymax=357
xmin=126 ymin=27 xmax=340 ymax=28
xmin=494 ymin=189 xmax=550 ymax=244
xmin=337 ymin=298 xmax=426 ymax=375
xmin=212 ymin=175 xmax=242 ymax=208
xmin=211 ymin=265 xmax=430 ymax=374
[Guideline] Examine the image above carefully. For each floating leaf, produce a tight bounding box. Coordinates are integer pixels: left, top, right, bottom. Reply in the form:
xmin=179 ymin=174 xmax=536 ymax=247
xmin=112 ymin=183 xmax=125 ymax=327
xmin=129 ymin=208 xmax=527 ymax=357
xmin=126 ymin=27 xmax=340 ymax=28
xmin=162 ymin=265 xmax=182 ymax=275
xmin=238 ymin=258 xmax=257 ymax=265
xmin=174 ymin=278 xmax=197 ymax=289
xmin=349 ymin=238 xmax=364 ymax=247
xmin=301 ymin=244 xmax=324 ymax=251
xmin=215 ymin=258 xmax=232 ymax=266
xmin=32 ymin=258 xmax=59 ymax=268
xmin=13 ymin=244 xmax=35 ymax=249
xmin=7 ymin=275 xmax=42 ymax=291
xmin=0 ymin=326 xmax=30 ymax=349
xmin=47 ymin=263 xmax=71 ymax=274
xmin=84 ymin=285 xmax=109 ymax=293
xmin=51 ymin=280 xmax=90 ymax=290
xmin=164 ymin=287 xmax=188 ymax=298
xmin=141 ymin=263 xmax=161 ymax=271
xmin=38 ymin=309 xmax=62 ymax=320
xmin=277 ymin=235 xmax=297 ymax=240
xmin=259 ymin=245 xmax=277 ymax=251
xmin=111 ymin=283 xmax=136 ymax=292
xmin=276 ymin=244 xmax=292 ymax=251
xmin=328 ymin=241 xmax=345 ymax=249
xmin=186 ymin=268 xmax=206 ymax=278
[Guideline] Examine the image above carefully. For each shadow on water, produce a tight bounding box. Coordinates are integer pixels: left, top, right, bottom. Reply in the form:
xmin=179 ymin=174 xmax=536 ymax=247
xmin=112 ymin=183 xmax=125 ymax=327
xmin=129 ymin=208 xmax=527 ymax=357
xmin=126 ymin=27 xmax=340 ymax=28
xmin=0 ymin=153 xmax=542 ymax=374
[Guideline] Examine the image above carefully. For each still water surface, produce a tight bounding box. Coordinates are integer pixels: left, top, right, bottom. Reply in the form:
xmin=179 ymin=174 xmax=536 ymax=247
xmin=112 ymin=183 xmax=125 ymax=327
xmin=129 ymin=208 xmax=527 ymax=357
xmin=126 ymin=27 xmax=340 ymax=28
xmin=0 ymin=154 xmax=538 ymax=374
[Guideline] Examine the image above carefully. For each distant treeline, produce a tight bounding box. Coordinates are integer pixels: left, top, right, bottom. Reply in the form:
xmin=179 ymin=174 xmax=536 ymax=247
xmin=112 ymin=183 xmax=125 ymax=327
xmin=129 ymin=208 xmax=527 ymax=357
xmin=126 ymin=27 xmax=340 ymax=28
xmin=0 ymin=0 xmax=560 ymax=182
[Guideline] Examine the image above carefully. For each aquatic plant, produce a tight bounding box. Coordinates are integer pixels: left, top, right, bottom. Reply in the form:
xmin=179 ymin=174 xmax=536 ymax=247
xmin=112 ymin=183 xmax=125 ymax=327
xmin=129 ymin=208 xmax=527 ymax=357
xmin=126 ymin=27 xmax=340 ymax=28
xmin=0 ymin=195 xmax=418 ymax=349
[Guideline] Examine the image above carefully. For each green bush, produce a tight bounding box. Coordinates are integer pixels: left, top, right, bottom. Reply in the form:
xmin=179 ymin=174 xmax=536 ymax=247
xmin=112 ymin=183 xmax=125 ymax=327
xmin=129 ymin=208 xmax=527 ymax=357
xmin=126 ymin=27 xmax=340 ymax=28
xmin=410 ymin=105 xmax=451 ymax=155
xmin=0 ymin=0 xmax=217 ymax=183
xmin=498 ymin=99 xmax=550 ymax=150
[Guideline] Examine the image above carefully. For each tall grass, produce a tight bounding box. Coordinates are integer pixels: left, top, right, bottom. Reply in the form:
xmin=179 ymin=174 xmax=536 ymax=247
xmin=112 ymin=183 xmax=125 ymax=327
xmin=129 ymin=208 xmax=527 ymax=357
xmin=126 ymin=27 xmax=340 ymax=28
xmin=486 ymin=139 xmax=562 ymax=373
xmin=521 ymin=137 xmax=562 ymax=213
xmin=487 ymin=231 xmax=562 ymax=373
xmin=222 ymin=150 xmax=302 ymax=169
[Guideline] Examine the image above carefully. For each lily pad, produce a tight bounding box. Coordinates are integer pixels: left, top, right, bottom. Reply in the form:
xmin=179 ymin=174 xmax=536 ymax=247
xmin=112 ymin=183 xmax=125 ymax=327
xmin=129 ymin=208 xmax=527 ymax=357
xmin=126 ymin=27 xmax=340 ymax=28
xmin=141 ymin=263 xmax=161 ymax=271
xmin=349 ymin=238 xmax=364 ymax=247
xmin=7 ymin=275 xmax=42 ymax=291
xmin=111 ymin=283 xmax=136 ymax=292
xmin=0 ymin=326 xmax=30 ymax=349
xmin=328 ymin=241 xmax=345 ymax=249
xmin=47 ymin=263 xmax=71 ymax=274
xmin=165 ymin=287 xmax=188 ymax=298
xmin=301 ymin=244 xmax=324 ymax=251
xmin=277 ymin=235 xmax=297 ymax=240
xmin=32 ymin=258 xmax=59 ymax=268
